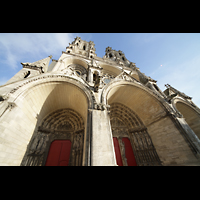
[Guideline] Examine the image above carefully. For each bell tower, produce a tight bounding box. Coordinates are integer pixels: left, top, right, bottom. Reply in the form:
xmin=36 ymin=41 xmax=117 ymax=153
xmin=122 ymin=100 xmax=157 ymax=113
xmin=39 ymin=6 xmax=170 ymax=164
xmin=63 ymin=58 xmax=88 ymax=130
xmin=103 ymin=46 xmax=130 ymax=67
xmin=66 ymin=36 xmax=97 ymax=59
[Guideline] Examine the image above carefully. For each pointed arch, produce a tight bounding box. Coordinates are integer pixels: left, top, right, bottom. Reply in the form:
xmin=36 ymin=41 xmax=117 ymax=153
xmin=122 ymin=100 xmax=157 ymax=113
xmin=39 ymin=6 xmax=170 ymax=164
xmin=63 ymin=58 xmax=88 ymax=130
xmin=102 ymin=80 xmax=200 ymax=165
xmin=101 ymin=80 xmax=169 ymax=127
xmin=21 ymin=108 xmax=85 ymax=166
xmin=110 ymin=102 xmax=162 ymax=166
xmin=1 ymin=76 xmax=94 ymax=166
xmin=172 ymin=98 xmax=200 ymax=139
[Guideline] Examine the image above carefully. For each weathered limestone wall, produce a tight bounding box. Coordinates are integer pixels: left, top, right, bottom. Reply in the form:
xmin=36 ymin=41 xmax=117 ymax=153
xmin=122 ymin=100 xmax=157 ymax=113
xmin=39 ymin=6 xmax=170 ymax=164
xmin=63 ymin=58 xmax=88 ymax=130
xmin=0 ymin=100 xmax=37 ymax=165
xmin=147 ymin=116 xmax=200 ymax=165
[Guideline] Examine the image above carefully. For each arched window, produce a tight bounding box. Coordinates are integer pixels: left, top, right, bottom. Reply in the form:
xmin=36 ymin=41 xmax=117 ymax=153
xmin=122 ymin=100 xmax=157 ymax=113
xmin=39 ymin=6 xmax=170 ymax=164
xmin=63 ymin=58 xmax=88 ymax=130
xmin=76 ymin=70 xmax=81 ymax=75
xmin=175 ymin=101 xmax=200 ymax=140
xmin=93 ymin=73 xmax=97 ymax=83
xmin=83 ymin=45 xmax=86 ymax=50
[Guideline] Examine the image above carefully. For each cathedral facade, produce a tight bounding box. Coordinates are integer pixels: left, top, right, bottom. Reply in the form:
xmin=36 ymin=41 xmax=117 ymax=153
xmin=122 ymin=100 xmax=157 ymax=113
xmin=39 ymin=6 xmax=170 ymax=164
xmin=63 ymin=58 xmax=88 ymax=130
xmin=0 ymin=36 xmax=200 ymax=166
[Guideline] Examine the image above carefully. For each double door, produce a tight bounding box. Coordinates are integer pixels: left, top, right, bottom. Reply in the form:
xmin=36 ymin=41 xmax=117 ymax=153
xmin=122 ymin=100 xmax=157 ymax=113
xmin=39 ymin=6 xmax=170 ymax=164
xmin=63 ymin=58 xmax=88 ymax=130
xmin=113 ymin=137 xmax=137 ymax=166
xmin=45 ymin=140 xmax=71 ymax=166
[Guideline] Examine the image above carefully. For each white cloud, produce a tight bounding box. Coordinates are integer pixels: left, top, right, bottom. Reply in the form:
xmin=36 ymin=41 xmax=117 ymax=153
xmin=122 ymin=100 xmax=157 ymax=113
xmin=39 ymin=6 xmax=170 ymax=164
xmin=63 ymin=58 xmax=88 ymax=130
xmin=0 ymin=33 xmax=75 ymax=69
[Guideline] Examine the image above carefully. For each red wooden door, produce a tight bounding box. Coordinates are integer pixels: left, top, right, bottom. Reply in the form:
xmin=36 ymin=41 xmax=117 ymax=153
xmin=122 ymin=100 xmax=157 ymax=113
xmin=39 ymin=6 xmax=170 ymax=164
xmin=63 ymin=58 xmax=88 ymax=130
xmin=45 ymin=140 xmax=71 ymax=166
xmin=113 ymin=137 xmax=137 ymax=166
xmin=113 ymin=137 xmax=123 ymax=166
xmin=122 ymin=137 xmax=137 ymax=166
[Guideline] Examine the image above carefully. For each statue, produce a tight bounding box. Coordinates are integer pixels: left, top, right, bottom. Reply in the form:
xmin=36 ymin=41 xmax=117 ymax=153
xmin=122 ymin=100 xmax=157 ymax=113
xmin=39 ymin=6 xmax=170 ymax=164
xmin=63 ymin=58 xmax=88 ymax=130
xmin=94 ymin=75 xmax=100 ymax=92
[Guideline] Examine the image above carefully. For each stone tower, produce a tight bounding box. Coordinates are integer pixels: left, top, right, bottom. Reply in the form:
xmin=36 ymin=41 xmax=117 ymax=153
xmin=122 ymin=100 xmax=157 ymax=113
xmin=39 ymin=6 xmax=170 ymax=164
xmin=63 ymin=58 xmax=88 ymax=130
xmin=0 ymin=36 xmax=200 ymax=166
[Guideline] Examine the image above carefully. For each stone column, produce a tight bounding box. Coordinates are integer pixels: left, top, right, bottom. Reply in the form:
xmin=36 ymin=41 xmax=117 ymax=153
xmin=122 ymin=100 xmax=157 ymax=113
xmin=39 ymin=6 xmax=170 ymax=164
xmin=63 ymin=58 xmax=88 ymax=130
xmin=91 ymin=108 xmax=117 ymax=166
xmin=87 ymin=68 xmax=93 ymax=84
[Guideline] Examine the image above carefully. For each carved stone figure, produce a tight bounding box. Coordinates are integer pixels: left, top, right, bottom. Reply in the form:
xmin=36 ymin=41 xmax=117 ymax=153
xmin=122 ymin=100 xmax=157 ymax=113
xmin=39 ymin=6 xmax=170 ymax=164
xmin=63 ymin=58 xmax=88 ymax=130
xmin=94 ymin=75 xmax=100 ymax=92
xmin=29 ymin=133 xmax=49 ymax=155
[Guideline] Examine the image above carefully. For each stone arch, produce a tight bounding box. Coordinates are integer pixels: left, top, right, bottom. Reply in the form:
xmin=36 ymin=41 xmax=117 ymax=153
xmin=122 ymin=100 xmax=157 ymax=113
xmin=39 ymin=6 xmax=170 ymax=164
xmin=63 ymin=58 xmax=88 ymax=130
xmin=9 ymin=75 xmax=94 ymax=110
xmin=21 ymin=108 xmax=85 ymax=166
xmin=101 ymin=80 xmax=169 ymax=126
xmin=110 ymin=103 xmax=143 ymax=128
xmin=110 ymin=102 xmax=162 ymax=166
xmin=82 ymin=43 xmax=88 ymax=51
xmin=62 ymin=56 xmax=89 ymax=70
xmin=52 ymin=56 xmax=89 ymax=73
xmin=40 ymin=108 xmax=84 ymax=131
xmin=102 ymin=80 xmax=200 ymax=165
xmin=172 ymin=98 xmax=200 ymax=139
xmin=0 ymin=76 xmax=94 ymax=165
xmin=100 ymin=63 xmax=122 ymax=77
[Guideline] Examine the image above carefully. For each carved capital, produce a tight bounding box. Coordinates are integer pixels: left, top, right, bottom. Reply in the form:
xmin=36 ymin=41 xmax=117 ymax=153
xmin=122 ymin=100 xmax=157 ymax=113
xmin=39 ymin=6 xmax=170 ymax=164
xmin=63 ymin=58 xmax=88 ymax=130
xmin=93 ymin=103 xmax=110 ymax=112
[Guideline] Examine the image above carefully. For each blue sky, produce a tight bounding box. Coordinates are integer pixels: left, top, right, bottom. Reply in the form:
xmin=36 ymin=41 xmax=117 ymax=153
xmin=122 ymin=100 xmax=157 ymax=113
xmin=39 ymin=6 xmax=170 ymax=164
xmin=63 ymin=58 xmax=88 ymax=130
xmin=0 ymin=33 xmax=200 ymax=107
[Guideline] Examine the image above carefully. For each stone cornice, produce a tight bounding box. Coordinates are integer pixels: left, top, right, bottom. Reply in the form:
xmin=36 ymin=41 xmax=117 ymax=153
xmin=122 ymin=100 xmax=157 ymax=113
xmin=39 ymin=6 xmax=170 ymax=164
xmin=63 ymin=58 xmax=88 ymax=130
xmin=21 ymin=63 xmax=43 ymax=73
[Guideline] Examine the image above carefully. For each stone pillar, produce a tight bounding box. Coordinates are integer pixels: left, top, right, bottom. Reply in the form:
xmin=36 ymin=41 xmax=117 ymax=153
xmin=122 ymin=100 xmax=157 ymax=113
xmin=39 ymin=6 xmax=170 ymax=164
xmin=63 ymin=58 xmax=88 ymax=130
xmin=82 ymin=110 xmax=92 ymax=166
xmin=91 ymin=109 xmax=117 ymax=166
xmin=87 ymin=68 xmax=93 ymax=84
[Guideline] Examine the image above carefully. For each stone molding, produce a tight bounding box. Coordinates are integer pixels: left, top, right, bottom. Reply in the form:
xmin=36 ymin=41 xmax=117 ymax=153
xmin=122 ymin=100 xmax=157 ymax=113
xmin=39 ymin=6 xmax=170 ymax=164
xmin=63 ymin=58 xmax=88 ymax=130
xmin=6 ymin=74 xmax=96 ymax=109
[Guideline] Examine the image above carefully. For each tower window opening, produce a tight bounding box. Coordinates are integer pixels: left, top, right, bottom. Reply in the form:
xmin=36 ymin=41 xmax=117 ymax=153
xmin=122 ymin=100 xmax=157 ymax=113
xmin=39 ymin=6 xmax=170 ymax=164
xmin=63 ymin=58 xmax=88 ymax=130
xmin=122 ymin=57 xmax=125 ymax=61
xmin=109 ymin=53 xmax=113 ymax=58
xmin=83 ymin=45 xmax=86 ymax=50
xmin=24 ymin=71 xmax=30 ymax=79
xmin=93 ymin=73 xmax=97 ymax=83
